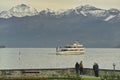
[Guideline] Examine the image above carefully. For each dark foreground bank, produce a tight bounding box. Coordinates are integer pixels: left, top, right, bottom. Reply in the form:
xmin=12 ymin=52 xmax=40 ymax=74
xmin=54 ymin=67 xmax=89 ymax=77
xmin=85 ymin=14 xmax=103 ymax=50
xmin=0 ymin=68 xmax=120 ymax=77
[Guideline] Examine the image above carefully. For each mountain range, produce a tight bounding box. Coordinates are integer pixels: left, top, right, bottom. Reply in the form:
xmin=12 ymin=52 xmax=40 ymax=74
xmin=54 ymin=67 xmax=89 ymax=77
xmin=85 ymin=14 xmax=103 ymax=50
xmin=0 ymin=4 xmax=120 ymax=48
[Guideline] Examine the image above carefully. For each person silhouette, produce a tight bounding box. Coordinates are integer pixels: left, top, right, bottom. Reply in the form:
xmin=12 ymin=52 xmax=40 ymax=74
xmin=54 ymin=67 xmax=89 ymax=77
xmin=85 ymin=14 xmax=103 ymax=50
xmin=93 ymin=62 xmax=99 ymax=77
xmin=75 ymin=62 xmax=79 ymax=74
xmin=79 ymin=61 xmax=83 ymax=74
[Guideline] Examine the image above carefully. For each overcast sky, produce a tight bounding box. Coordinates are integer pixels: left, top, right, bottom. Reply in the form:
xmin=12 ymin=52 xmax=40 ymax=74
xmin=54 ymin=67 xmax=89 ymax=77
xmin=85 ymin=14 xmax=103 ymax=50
xmin=0 ymin=0 xmax=120 ymax=12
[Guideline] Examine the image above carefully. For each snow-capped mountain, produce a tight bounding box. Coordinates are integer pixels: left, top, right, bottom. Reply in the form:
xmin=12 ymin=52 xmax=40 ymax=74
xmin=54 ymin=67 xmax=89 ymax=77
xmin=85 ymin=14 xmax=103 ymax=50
xmin=0 ymin=4 xmax=120 ymax=22
xmin=58 ymin=5 xmax=120 ymax=22
xmin=0 ymin=11 xmax=12 ymax=18
xmin=0 ymin=4 xmax=120 ymax=48
xmin=58 ymin=5 xmax=108 ymax=17
xmin=0 ymin=4 xmax=38 ymax=18
xmin=76 ymin=5 xmax=108 ymax=17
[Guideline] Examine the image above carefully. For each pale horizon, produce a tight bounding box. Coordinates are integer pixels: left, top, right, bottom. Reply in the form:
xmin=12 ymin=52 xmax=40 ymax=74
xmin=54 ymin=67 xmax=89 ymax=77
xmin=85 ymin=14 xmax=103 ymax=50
xmin=0 ymin=0 xmax=120 ymax=12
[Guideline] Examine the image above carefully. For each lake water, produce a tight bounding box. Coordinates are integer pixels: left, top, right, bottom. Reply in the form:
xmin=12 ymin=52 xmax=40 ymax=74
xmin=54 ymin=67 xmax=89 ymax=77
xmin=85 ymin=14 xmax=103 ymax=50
xmin=0 ymin=48 xmax=120 ymax=70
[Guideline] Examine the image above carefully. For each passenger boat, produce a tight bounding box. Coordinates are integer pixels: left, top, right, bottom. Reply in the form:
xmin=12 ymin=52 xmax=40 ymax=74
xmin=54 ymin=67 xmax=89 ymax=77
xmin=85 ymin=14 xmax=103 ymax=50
xmin=56 ymin=41 xmax=85 ymax=55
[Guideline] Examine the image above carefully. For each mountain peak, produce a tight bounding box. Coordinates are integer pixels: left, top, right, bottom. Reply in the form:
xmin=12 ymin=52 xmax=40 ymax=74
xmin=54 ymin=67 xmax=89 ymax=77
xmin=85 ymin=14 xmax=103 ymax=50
xmin=81 ymin=5 xmax=100 ymax=10
xmin=20 ymin=4 xmax=29 ymax=7
xmin=76 ymin=5 xmax=98 ymax=10
xmin=14 ymin=4 xmax=30 ymax=10
xmin=0 ymin=4 xmax=38 ymax=18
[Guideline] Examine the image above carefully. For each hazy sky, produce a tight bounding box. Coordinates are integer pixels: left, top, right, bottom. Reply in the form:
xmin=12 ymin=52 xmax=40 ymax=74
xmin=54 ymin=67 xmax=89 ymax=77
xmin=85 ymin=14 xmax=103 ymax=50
xmin=0 ymin=0 xmax=120 ymax=12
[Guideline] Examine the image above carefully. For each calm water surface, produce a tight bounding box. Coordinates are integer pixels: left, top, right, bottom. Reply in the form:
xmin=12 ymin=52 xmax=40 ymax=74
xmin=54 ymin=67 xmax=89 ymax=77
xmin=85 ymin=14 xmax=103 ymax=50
xmin=0 ymin=48 xmax=120 ymax=70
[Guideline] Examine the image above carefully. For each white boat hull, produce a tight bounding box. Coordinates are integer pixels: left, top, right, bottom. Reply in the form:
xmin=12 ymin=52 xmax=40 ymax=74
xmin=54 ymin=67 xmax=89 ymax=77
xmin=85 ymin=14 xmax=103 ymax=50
xmin=56 ymin=51 xmax=85 ymax=55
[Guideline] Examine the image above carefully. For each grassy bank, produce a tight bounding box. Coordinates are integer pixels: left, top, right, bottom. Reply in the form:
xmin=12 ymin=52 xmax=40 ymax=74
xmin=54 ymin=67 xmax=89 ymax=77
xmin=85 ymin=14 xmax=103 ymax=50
xmin=0 ymin=76 xmax=100 ymax=80
xmin=83 ymin=78 xmax=100 ymax=80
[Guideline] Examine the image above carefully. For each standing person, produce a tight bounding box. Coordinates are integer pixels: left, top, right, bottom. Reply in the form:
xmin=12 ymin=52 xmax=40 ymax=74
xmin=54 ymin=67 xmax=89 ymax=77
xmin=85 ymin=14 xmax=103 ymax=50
xmin=79 ymin=61 xmax=84 ymax=74
xmin=75 ymin=62 xmax=79 ymax=74
xmin=93 ymin=62 xmax=99 ymax=77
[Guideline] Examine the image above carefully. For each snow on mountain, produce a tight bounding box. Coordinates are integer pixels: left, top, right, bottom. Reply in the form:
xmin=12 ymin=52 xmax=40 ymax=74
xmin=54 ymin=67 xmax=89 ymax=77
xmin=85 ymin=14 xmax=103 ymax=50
xmin=77 ymin=5 xmax=99 ymax=11
xmin=0 ymin=4 xmax=38 ymax=18
xmin=104 ymin=15 xmax=116 ymax=21
xmin=72 ymin=5 xmax=120 ymax=21
xmin=108 ymin=8 xmax=120 ymax=15
xmin=85 ymin=10 xmax=107 ymax=17
xmin=0 ymin=4 xmax=120 ymax=22
xmin=107 ymin=13 xmax=120 ymax=23
xmin=75 ymin=5 xmax=108 ymax=18
xmin=80 ymin=11 xmax=87 ymax=16
xmin=39 ymin=8 xmax=56 ymax=15
xmin=0 ymin=11 xmax=12 ymax=18
xmin=61 ymin=9 xmax=75 ymax=15
xmin=57 ymin=5 xmax=110 ymax=18
xmin=104 ymin=9 xmax=120 ymax=22
xmin=56 ymin=9 xmax=70 ymax=15
xmin=57 ymin=5 xmax=98 ymax=16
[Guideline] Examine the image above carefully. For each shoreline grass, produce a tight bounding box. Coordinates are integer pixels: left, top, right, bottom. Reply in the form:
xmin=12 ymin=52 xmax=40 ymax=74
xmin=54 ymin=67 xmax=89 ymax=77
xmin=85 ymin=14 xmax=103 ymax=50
xmin=0 ymin=76 xmax=100 ymax=80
